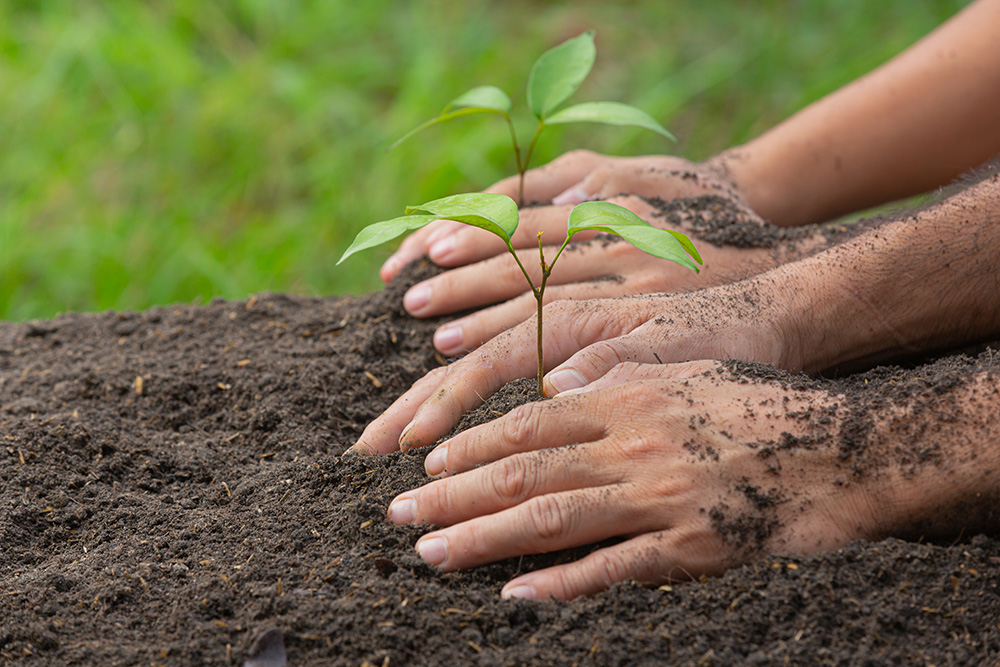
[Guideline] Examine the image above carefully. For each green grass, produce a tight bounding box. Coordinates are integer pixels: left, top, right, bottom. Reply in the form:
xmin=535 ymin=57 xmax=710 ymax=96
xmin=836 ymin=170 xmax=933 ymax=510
xmin=0 ymin=0 xmax=967 ymax=322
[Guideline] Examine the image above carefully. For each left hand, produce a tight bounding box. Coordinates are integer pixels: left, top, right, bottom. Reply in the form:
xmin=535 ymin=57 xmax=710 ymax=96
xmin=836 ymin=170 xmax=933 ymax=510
xmin=385 ymin=362 xmax=883 ymax=600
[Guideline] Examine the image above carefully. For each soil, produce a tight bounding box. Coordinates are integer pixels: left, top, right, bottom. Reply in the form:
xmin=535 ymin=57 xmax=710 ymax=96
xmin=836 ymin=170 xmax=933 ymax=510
xmin=2 ymin=256 xmax=1000 ymax=666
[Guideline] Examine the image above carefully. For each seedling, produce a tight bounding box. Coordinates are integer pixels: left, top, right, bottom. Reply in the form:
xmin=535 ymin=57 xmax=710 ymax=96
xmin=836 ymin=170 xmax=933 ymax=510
xmin=390 ymin=31 xmax=674 ymax=206
xmin=338 ymin=193 xmax=701 ymax=395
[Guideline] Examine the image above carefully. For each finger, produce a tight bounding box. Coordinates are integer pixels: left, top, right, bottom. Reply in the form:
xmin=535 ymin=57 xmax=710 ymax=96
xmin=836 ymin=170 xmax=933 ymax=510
xmin=379 ymin=219 xmax=464 ymax=282
xmin=420 ymin=391 xmax=609 ymax=477
xmin=427 ymin=204 xmax=594 ymax=267
xmin=349 ymin=366 xmax=449 ymax=455
xmin=543 ymin=321 xmax=711 ymax=396
xmin=558 ymin=361 xmax=720 ymax=396
xmin=391 ymin=431 xmax=613 ymax=527
xmin=410 ymin=482 xmax=654 ymax=572
xmin=552 ymin=157 xmax=703 ymax=205
xmin=500 ymin=529 xmax=729 ymax=600
xmin=487 ymin=149 xmax=609 ymax=204
xmin=399 ymin=299 xmax=648 ymax=450
xmin=430 ymin=280 xmax=634 ymax=356
xmin=403 ymin=241 xmax=619 ymax=320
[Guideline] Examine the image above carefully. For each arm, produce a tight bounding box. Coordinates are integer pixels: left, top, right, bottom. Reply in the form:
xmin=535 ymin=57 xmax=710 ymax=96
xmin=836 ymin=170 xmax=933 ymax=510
xmin=718 ymin=0 xmax=1000 ymax=226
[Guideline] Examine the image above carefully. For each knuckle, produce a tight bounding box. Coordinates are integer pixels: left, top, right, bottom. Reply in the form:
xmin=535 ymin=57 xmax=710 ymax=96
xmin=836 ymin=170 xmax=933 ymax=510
xmin=591 ymin=550 xmax=632 ymax=589
xmin=524 ymin=494 xmax=570 ymax=542
xmin=499 ymin=403 xmax=543 ymax=451
xmin=608 ymin=361 xmax=645 ymax=381
xmin=587 ymin=340 xmax=632 ymax=368
xmin=489 ymin=453 xmax=537 ymax=503
xmin=420 ymin=480 xmax=456 ymax=519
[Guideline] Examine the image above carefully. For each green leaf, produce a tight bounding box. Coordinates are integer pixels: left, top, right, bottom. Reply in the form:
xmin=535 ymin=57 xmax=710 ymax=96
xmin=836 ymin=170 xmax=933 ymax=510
xmin=544 ymin=101 xmax=676 ymax=141
xmin=389 ymin=107 xmax=504 ymax=150
xmin=405 ymin=192 xmax=519 ymax=244
xmin=446 ymin=86 xmax=512 ymax=113
xmin=527 ymin=31 xmax=595 ymax=120
xmin=566 ymin=201 xmax=701 ymax=271
xmin=389 ymin=87 xmax=511 ymax=151
xmin=337 ymin=214 xmax=438 ymax=265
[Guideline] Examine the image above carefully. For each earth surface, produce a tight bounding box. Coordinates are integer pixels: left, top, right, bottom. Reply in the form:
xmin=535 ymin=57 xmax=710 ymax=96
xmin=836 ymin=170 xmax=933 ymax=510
xmin=2 ymin=253 xmax=999 ymax=666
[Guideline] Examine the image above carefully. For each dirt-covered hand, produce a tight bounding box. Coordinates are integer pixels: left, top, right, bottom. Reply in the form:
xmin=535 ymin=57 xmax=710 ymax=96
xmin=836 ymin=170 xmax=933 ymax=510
xmin=379 ymin=150 xmax=744 ymax=283
xmin=384 ymin=363 xmax=882 ymax=600
xmin=401 ymin=196 xmax=779 ymax=356
xmin=350 ymin=275 xmax=803 ymax=456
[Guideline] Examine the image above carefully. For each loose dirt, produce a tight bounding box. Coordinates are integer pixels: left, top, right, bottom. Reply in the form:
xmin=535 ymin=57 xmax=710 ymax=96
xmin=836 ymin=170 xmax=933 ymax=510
xmin=2 ymin=258 xmax=998 ymax=666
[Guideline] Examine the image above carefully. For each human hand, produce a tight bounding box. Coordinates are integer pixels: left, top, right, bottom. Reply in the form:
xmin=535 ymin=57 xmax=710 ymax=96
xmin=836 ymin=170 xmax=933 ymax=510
xmin=384 ymin=362 xmax=882 ymax=600
xmin=401 ymin=194 xmax=777 ymax=356
xmin=351 ymin=271 xmax=808 ymax=456
xmin=379 ymin=150 xmax=745 ymax=283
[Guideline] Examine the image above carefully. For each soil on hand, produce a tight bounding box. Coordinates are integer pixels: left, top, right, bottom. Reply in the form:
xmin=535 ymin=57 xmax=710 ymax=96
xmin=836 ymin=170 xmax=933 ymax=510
xmin=1 ymin=258 xmax=999 ymax=666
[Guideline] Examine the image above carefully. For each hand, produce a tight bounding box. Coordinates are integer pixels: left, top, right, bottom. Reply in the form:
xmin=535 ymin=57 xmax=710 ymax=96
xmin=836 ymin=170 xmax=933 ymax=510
xmin=352 ymin=272 xmax=808 ymax=456
xmin=379 ymin=150 xmax=746 ymax=283
xmin=402 ymin=195 xmax=782 ymax=356
xmin=384 ymin=362 xmax=882 ymax=600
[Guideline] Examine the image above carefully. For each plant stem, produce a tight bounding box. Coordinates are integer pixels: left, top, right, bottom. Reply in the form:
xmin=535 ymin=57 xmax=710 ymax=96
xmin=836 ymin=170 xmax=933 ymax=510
xmin=518 ymin=122 xmax=546 ymax=209
xmin=504 ymin=116 xmax=526 ymax=208
xmin=535 ymin=233 xmax=548 ymax=395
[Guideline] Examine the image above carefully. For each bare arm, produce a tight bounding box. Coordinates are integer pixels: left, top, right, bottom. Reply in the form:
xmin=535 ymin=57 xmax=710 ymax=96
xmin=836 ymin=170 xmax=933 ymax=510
xmin=721 ymin=0 xmax=1000 ymax=226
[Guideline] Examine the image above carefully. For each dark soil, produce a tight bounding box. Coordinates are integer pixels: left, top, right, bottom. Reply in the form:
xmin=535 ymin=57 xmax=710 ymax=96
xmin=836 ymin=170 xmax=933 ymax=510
xmin=2 ymin=258 xmax=999 ymax=666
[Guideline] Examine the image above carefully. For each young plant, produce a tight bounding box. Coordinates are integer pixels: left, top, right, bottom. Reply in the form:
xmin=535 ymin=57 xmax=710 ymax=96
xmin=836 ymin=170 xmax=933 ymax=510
xmin=338 ymin=193 xmax=702 ymax=395
xmin=390 ymin=31 xmax=674 ymax=206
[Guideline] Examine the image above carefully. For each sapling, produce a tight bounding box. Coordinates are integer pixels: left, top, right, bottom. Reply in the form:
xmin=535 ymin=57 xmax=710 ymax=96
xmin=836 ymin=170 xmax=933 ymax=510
xmin=338 ymin=193 xmax=702 ymax=395
xmin=390 ymin=31 xmax=675 ymax=206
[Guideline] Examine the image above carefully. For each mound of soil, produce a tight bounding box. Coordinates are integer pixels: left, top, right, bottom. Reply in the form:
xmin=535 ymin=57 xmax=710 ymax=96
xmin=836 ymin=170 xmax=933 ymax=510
xmin=2 ymin=260 xmax=998 ymax=666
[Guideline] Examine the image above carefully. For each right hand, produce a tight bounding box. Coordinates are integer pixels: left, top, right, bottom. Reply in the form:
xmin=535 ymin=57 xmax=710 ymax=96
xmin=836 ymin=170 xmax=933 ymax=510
xmin=351 ymin=265 xmax=811 ymax=456
xmin=378 ymin=150 xmax=747 ymax=283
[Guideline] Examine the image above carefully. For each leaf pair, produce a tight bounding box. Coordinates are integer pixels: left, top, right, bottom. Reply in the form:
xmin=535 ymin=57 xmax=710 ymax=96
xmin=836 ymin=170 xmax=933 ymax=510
xmin=389 ymin=31 xmax=674 ymax=153
xmin=337 ymin=193 xmax=700 ymax=273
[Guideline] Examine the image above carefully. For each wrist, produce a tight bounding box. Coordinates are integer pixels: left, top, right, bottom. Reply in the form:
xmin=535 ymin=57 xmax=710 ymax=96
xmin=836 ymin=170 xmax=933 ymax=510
xmin=704 ymin=145 xmax=791 ymax=226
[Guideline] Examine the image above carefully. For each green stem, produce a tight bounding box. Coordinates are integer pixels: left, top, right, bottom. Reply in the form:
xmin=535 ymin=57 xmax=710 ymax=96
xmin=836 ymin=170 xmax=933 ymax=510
xmin=534 ymin=235 xmax=571 ymax=396
xmin=504 ymin=115 xmax=526 ymax=207
xmin=518 ymin=122 xmax=546 ymax=208
xmin=536 ymin=234 xmax=548 ymax=395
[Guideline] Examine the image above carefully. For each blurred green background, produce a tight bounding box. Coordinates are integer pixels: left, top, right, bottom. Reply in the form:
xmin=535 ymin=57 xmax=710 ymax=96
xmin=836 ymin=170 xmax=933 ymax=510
xmin=0 ymin=0 xmax=966 ymax=322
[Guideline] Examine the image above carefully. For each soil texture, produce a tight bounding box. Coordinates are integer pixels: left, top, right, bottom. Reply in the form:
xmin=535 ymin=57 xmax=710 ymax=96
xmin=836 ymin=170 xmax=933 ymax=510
xmin=2 ymin=257 xmax=999 ymax=666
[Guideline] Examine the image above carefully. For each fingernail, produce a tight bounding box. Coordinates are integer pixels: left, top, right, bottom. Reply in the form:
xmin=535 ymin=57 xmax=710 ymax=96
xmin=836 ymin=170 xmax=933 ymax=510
xmin=342 ymin=443 xmax=371 ymax=457
xmin=416 ymin=536 xmax=448 ymax=566
xmin=433 ymin=325 xmax=463 ymax=354
xmin=502 ymin=584 xmax=537 ymax=600
xmin=387 ymin=497 xmax=416 ymax=524
xmin=399 ymin=419 xmax=417 ymax=449
xmin=428 ymin=235 xmax=456 ymax=261
xmin=552 ymin=186 xmax=589 ymax=206
xmin=546 ymin=368 xmax=587 ymax=394
xmin=403 ymin=284 xmax=431 ymax=314
xmin=424 ymin=446 xmax=447 ymax=476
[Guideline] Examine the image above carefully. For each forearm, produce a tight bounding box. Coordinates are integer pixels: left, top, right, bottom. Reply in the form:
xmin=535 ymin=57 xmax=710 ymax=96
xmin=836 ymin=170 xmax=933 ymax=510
xmin=869 ymin=370 xmax=1000 ymax=539
xmin=713 ymin=0 xmax=1000 ymax=227
xmin=782 ymin=172 xmax=1000 ymax=372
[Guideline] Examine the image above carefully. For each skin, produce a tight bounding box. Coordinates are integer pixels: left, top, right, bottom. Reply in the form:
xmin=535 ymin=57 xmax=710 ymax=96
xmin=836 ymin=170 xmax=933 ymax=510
xmin=379 ymin=0 xmax=1000 ymax=355
xmin=356 ymin=174 xmax=1000 ymax=454
xmin=351 ymin=172 xmax=1000 ymax=599
xmin=355 ymin=0 xmax=1000 ymax=598
xmin=383 ymin=363 xmax=1000 ymax=600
